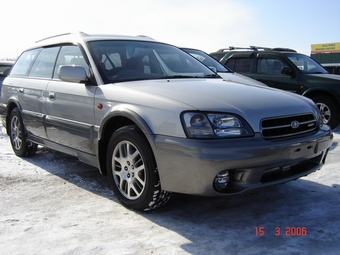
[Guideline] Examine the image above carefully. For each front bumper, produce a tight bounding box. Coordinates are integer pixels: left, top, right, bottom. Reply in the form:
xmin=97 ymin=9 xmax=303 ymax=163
xmin=153 ymin=125 xmax=333 ymax=196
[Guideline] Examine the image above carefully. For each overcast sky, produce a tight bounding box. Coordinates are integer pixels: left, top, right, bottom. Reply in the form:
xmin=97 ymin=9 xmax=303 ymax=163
xmin=1 ymin=0 xmax=339 ymax=59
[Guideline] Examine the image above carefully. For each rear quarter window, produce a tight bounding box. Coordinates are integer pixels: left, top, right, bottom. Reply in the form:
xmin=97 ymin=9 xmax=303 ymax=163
xmin=10 ymin=49 xmax=41 ymax=76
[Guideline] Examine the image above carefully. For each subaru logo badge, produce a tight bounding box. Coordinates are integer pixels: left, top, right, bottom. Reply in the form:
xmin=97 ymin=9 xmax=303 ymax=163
xmin=291 ymin=120 xmax=300 ymax=129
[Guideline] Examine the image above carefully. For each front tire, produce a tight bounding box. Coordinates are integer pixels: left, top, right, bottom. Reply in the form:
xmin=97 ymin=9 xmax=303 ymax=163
xmin=9 ymin=108 xmax=37 ymax=157
xmin=106 ymin=125 xmax=171 ymax=211
xmin=312 ymin=95 xmax=340 ymax=129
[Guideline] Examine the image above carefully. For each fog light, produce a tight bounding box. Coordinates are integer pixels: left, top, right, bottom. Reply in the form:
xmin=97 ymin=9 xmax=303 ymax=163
xmin=214 ymin=170 xmax=230 ymax=192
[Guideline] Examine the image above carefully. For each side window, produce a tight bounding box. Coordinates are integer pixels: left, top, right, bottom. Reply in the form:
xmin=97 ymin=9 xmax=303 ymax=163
xmin=10 ymin=49 xmax=41 ymax=76
xmin=29 ymin=47 xmax=60 ymax=79
xmin=233 ymin=58 xmax=251 ymax=73
xmin=225 ymin=58 xmax=235 ymax=70
xmin=54 ymin=45 xmax=89 ymax=79
xmin=257 ymin=57 xmax=287 ymax=74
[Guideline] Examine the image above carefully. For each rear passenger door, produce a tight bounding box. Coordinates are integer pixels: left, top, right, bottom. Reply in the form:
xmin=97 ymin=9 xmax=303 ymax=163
xmin=9 ymin=47 xmax=60 ymax=139
xmin=45 ymin=45 xmax=97 ymax=154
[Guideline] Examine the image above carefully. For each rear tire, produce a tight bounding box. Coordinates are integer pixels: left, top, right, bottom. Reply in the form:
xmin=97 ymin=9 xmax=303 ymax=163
xmin=312 ymin=95 xmax=340 ymax=129
xmin=9 ymin=108 xmax=37 ymax=157
xmin=106 ymin=125 xmax=171 ymax=211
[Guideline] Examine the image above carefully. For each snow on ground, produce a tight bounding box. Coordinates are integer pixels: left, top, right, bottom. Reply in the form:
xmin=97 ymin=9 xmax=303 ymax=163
xmin=0 ymin=121 xmax=339 ymax=255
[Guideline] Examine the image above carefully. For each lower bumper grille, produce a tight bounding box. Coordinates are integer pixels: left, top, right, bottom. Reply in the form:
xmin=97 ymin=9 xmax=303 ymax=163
xmin=260 ymin=152 xmax=324 ymax=183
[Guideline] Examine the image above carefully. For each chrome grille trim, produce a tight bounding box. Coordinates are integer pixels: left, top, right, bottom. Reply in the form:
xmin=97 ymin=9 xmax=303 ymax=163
xmin=261 ymin=114 xmax=318 ymax=139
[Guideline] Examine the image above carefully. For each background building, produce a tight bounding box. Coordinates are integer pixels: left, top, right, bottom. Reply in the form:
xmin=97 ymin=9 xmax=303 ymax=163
xmin=311 ymin=42 xmax=340 ymax=63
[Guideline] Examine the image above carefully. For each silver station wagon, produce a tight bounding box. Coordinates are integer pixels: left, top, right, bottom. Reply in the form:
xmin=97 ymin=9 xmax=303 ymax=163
xmin=0 ymin=32 xmax=333 ymax=211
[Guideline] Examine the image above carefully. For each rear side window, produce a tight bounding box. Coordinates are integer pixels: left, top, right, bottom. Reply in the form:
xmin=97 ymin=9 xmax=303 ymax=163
xmin=29 ymin=47 xmax=60 ymax=79
xmin=10 ymin=49 xmax=41 ymax=76
xmin=227 ymin=58 xmax=251 ymax=73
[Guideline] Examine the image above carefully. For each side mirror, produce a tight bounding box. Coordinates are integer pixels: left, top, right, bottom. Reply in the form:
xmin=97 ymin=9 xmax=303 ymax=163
xmin=58 ymin=65 xmax=88 ymax=83
xmin=281 ymin=66 xmax=295 ymax=77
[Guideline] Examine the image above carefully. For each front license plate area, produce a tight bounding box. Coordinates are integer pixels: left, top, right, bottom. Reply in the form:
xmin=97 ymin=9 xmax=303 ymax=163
xmin=290 ymin=142 xmax=317 ymax=159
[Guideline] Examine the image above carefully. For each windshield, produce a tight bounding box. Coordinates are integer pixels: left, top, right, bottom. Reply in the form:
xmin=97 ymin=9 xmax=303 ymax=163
xmin=286 ymin=53 xmax=328 ymax=74
xmin=181 ymin=48 xmax=232 ymax=73
xmin=88 ymin=40 xmax=218 ymax=83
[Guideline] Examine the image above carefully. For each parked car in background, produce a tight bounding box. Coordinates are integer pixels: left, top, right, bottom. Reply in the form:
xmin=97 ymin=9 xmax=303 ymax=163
xmin=322 ymin=63 xmax=340 ymax=75
xmin=181 ymin=48 xmax=266 ymax=87
xmin=0 ymin=61 xmax=14 ymax=95
xmin=210 ymin=49 xmax=228 ymax=61
xmin=215 ymin=46 xmax=340 ymax=129
xmin=0 ymin=33 xmax=333 ymax=211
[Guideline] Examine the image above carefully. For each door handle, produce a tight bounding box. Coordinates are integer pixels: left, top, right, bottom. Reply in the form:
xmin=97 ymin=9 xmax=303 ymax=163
xmin=48 ymin=92 xmax=56 ymax=100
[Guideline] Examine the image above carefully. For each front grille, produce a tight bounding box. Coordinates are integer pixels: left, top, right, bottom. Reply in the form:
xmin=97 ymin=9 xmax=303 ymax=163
xmin=261 ymin=114 xmax=318 ymax=139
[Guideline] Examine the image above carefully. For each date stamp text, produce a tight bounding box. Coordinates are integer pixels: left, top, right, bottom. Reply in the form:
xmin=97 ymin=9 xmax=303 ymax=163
xmin=255 ymin=226 xmax=307 ymax=236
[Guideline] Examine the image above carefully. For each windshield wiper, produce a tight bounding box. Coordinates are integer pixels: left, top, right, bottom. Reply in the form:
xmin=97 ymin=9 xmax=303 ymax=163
xmin=160 ymin=75 xmax=201 ymax=79
xmin=160 ymin=74 xmax=220 ymax=79
xmin=204 ymin=73 xmax=220 ymax=78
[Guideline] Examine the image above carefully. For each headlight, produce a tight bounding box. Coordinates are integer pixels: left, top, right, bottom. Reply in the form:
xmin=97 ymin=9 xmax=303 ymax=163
xmin=181 ymin=112 xmax=254 ymax=138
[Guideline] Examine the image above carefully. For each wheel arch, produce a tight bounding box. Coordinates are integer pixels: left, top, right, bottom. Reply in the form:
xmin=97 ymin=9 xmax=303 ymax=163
xmin=97 ymin=109 xmax=156 ymax=175
xmin=303 ymin=88 xmax=340 ymax=129
xmin=3 ymin=99 xmax=22 ymax=136
xmin=303 ymin=88 xmax=340 ymax=106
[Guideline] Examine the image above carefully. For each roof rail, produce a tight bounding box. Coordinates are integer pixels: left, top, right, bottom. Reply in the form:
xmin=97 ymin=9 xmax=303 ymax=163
xmin=249 ymin=46 xmax=272 ymax=51
xmin=216 ymin=46 xmax=296 ymax=53
xmin=217 ymin=47 xmax=251 ymax=52
xmin=271 ymin=47 xmax=296 ymax=52
xmin=35 ymin=31 xmax=88 ymax=43
xmin=251 ymin=46 xmax=296 ymax=52
xmin=136 ymin=35 xmax=156 ymax=41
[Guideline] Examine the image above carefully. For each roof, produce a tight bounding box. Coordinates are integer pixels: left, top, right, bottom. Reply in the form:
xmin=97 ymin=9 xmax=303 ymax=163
xmin=33 ymin=32 xmax=157 ymax=47
xmin=0 ymin=60 xmax=15 ymax=65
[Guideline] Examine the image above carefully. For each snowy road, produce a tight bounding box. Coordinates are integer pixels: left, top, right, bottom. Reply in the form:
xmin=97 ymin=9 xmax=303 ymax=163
xmin=1 ymin=122 xmax=339 ymax=255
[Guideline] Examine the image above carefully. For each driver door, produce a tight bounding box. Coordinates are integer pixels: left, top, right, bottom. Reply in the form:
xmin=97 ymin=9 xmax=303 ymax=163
xmin=251 ymin=53 xmax=300 ymax=93
xmin=45 ymin=45 xmax=97 ymax=154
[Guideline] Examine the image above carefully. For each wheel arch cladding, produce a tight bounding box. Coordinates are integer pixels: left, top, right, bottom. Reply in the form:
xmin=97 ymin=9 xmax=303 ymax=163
xmin=98 ymin=110 xmax=156 ymax=175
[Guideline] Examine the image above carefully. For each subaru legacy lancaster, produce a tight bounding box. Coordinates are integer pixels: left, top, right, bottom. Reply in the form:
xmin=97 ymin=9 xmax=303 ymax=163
xmin=0 ymin=32 xmax=333 ymax=211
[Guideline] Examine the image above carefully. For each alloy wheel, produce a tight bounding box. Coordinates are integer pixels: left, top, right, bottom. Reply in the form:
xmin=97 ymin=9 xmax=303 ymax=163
xmin=112 ymin=140 xmax=146 ymax=200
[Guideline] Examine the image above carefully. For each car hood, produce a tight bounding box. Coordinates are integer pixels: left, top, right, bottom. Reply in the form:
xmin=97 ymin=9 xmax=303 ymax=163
xmin=116 ymin=78 xmax=318 ymax=131
xmin=304 ymin=73 xmax=340 ymax=84
xmin=217 ymin=72 xmax=267 ymax=87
